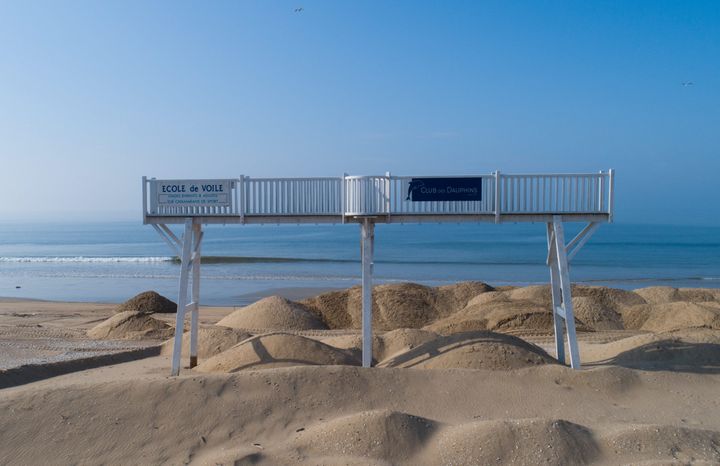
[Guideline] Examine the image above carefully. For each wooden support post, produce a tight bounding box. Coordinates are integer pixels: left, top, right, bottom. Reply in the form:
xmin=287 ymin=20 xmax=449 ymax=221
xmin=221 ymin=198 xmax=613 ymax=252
xmin=189 ymin=222 xmax=202 ymax=368
xmin=552 ymin=216 xmax=581 ymax=369
xmin=546 ymin=223 xmax=566 ymax=364
xmin=171 ymin=219 xmax=193 ymax=376
xmin=360 ymin=219 xmax=375 ymax=368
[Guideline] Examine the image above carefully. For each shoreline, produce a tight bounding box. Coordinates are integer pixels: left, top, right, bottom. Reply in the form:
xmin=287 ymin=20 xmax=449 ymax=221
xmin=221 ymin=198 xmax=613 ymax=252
xmin=3 ymin=277 xmax=720 ymax=307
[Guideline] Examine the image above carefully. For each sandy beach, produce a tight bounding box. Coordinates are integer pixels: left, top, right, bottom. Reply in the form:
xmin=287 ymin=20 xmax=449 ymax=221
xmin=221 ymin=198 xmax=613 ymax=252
xmin=1 ymin=282 xmax=720 ymax=465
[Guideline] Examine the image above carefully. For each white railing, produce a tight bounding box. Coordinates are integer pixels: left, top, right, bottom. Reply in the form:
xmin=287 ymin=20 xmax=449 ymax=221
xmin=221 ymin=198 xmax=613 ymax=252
xmin=242 ymin=177 xmax=342 ymax=215
xmin=344 ymin=176 xmax=391 ymax=215
xmin=499 ymin=173 xmax=609 ymax=214
xmin=144 ymin=171 xmax=614 ymax=219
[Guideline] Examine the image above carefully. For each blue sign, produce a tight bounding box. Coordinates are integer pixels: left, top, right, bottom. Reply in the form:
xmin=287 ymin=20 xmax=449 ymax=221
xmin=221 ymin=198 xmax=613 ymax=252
xmin=406 ymin=177 xmax=482 ymax=202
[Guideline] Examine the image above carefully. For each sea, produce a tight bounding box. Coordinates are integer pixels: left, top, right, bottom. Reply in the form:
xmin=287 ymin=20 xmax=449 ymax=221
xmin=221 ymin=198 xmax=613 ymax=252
xmin=0 ymin=221 xmax=718 ymax=306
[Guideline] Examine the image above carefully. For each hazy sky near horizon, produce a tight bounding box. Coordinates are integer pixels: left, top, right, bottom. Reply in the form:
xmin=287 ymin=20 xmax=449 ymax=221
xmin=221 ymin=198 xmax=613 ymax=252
xmin=1 ymin=1 xmax=718 ymax=224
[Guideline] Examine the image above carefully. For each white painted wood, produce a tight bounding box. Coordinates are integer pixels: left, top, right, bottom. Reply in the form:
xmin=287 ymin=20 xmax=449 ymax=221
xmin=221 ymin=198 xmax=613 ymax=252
xmin=360 ymin=219 xmax=375 ymax=368
xmin=151 ymin=224 xmax=180 ymax=257
xmin=158 ymin=224 xmax=182 ymax=249
xmin=608 ymin=169 xmax=615 ymax=221
xmin=144 ymin=172 xmax=614 ymax=220
xmin=546 ymin=223 xmax=566 ymax=364
xmin=566 ymin=222 xmax=594 ymax=252
xmin=171 ymin=219 xmax=193 ymax=376
xmin=149 ymin=178 xmax=157 ymax=215
xmin=142 ymin=176 xmax=148 ymax=224
xmin=567 ymin=222 xmax=600 ymax=263
xmin=189 ymin=222 xmax=202 ymax=368
xmin=546 ymin=229 xmax=555 ymax=266
xmin=145 ymin=171 xmax=614 ymax=373
xmin=494 ymin=170 xmax=501 ymax=223
xmin=552 ymin=216 xmax=581 ymax=369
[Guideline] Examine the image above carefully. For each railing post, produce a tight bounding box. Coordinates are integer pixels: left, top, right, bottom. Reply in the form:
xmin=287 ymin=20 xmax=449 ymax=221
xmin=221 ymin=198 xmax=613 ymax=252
xmin=235 ymin=177 xmax=241 ymax=220
xmin=597 ymin=171 xmax=604 ymax=213
xmin=494 ymin=170 xmax=501 ymax=223
xmin=149 ymin=177 xmax=157 ymax=216
xmin=238 ymin=175 xmax=246 ymax=223
xmin=608 ymin=168 xmax=615 ymax=222
xmin=142 ymin=176 xmax=148 ymax=223
xmin=385 ymin=171 xmax=391 ymax=216
xmin=340 ymin=173 xmax=347 ymax=222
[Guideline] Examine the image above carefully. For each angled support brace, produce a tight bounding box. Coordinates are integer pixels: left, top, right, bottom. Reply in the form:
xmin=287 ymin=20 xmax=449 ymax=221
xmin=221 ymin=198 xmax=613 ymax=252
xmin=547 ymin=222 xmax=599 ymax=266
xmin=547 ymin=216 xmax=581 ymax=369
xmin=152 ymin=224 xmax=181 ymax=257
xmin=566 ymin=222 xmax=599 ymax=263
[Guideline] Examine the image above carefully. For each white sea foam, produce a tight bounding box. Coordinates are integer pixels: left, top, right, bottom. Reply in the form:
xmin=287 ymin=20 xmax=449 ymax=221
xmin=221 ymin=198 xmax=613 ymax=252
xmin=0 ymin=256 xmax=174 ymax=263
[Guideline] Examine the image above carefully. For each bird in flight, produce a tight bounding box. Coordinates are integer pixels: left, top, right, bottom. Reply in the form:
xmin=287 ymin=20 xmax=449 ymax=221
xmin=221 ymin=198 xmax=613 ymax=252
xmin=294 ymin=7 xmax=304 ymax=13
xmin=681 ymin=81 xmax=694 ymax=87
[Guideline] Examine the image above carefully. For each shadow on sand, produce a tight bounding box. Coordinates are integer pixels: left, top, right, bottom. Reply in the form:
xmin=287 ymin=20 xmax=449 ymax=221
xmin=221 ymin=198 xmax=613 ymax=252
xmin=589 ymin=340 xmax=720 ymax=374
xmin=379 ymin=331 xmax=554 ymax=368
xmin=0 ymin=346 xmax=161 ymax=390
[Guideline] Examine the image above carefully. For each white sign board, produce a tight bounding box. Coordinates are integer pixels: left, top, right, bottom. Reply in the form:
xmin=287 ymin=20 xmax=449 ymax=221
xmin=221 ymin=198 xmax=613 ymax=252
xmin=156 ymin=179 xmax=233 ymax=208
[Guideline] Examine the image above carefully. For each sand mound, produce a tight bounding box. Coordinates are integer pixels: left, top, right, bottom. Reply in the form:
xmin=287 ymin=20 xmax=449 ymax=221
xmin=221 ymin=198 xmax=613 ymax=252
xmin=320 ymin=329 xmax=440 ymax=363
xmin=427 ymin=418 xmax=598 ymax=465
xmin=299 ymin=282 xmax=654 ymax=335
xmin=160 ymin=326 xmax=252 ymax=359
xmin=634 ymin=286 xmax=682 ymax=304
xmin=572 ymin=296 xmax=624 ymax=330
xmin=505 ymin=285 xmax=554 ymax=307
xmin=434 ymin=281 xmax=495 ymax=309
xmin=301 ymin=281 xmax=493 ymax=330
xmin=378 ymin=328 xmax=440 ymax=361
xmin=601 ymin=424 xmax=720 ymax=464
xmin=87 ymin=311 xmax=173 ymax=340
xmin=217 ymin=296 xmax=327 ymax=331
xmin=290 ymin=409 xmax=436 ymax=463
xmin=637 ymin=302 xmax=720 ymax=333
xmin=424 ymin=300 xmax=561 ymax=334
xmin=570 ymin=286 xmax=645 ymax=331
xmin=573 ymin=285 xmax=647 ymax=308
xmin=423 ymin=318 xmax=491 ymax=335
xmin=115 ymin=291 xmax=176 ymax=314
xmin=379 ymin=331 xmax=555 ymax=370
xmin=635 ymin=286 xmax=720 ymax=304
xmin=618 ymin=304 xmax=653 ymax=330
xmin=194 ymin=333 xmax=358 ymax=372
xmin=317 ymin=334 xmax=383 ymax=363
xmin=429 ymin=284 xmax=639 ymax=335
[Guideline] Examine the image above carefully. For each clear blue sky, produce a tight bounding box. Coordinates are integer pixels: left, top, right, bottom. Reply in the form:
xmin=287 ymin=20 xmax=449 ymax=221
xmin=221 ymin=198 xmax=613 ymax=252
xmin=1 ymin=1 xmax=718 ymax=224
